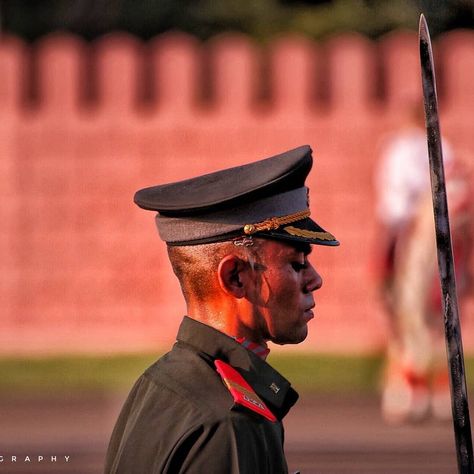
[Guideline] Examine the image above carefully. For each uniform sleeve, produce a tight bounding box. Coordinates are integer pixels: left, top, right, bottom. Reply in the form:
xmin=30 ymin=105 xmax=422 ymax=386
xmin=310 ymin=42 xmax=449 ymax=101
xmin=165 ymin=414 xmax=285 ymax=474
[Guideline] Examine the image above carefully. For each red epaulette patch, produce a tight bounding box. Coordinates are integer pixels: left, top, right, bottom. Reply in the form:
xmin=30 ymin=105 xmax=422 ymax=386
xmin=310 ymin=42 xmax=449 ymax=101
xmin=215 ymin=360 xmax=277 ymax=422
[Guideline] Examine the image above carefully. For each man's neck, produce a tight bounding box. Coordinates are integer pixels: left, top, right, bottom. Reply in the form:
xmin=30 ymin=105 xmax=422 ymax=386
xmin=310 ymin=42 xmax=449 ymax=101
xmin=187 ymin=300 xmax=266 ymax=347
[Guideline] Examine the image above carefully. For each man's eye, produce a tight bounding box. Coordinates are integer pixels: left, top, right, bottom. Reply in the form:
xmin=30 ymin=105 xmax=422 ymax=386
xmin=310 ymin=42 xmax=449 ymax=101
xmin=291 ymin=262 xmax=307 ymax=272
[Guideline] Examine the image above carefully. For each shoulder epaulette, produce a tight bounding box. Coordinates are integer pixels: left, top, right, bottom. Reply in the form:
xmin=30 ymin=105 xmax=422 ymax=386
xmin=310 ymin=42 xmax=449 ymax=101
xmin=215 ymin=360 xmax=277 ymax=422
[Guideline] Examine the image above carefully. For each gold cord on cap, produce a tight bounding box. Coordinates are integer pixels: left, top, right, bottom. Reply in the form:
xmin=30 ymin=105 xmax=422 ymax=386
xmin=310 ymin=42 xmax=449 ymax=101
xmin=243 ymin=209 xmax=310 ymax=235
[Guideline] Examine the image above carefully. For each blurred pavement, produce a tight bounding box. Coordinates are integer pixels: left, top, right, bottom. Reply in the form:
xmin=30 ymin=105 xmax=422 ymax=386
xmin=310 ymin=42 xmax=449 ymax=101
xmin=0 ymin=392 xmax=459 ymax=473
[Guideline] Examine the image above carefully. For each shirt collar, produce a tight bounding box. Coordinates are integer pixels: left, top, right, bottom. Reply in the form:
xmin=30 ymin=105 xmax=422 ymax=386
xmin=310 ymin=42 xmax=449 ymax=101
xmin=234 ymin=337 xmax=270 ymax=360
xmin=176 ymin=316 xmax=299 ymax=419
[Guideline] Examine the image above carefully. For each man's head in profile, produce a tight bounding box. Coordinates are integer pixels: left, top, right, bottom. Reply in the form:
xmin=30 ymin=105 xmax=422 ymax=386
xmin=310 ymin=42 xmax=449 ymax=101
xmin=134 ymin=144 xmax=338 ymax=347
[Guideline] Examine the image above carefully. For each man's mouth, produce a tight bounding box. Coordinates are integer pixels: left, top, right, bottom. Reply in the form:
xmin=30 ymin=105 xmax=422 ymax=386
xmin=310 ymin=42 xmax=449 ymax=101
xmin=303 ymin=304 xmax=315 ymax=321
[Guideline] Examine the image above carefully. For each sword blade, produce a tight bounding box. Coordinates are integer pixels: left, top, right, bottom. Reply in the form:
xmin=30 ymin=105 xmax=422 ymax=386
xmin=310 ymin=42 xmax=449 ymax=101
xmin=419 ymin=13 xmax=474 ymax=473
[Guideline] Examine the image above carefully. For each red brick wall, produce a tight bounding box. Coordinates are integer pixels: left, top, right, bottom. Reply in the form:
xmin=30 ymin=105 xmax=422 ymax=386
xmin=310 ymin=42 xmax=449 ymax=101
xmin=2 ymin=30 xmax=474 ymax=355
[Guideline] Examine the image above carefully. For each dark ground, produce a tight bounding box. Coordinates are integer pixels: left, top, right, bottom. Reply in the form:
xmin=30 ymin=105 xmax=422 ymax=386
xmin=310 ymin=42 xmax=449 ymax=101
xmin=0 ymin=392 xmax=459 ymax=474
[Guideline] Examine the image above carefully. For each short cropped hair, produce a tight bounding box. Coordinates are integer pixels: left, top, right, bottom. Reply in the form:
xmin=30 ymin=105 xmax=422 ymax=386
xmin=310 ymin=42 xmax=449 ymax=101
xmin=167 ymin=239 xmax=262 ymax=303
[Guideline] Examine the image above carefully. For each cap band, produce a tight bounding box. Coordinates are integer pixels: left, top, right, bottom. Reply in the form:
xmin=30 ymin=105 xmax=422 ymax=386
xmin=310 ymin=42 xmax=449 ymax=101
xmin=155 ymin=187 xmax=309 ymax=244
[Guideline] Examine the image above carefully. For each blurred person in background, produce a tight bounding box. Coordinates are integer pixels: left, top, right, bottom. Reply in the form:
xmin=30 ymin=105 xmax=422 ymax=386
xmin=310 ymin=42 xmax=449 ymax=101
xmin=105 ymin=145 xmax=338 ymax=473
xmin=373 ymin=101 xmax=473 ymax=424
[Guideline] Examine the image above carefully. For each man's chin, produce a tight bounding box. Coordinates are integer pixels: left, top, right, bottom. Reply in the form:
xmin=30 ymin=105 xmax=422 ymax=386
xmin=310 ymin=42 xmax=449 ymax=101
xmin=272 ymin=327 xmax=308 ymax=345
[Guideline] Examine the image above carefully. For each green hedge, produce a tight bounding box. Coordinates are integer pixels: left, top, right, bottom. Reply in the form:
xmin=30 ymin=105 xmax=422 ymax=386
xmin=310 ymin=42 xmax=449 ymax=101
xmin=1 ymin=352 xmax=473 ymax=394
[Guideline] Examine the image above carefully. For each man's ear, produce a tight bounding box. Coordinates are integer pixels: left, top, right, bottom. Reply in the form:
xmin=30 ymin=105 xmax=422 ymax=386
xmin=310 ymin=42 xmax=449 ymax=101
xmin=217 ymin=255 xmax=247 ymax=298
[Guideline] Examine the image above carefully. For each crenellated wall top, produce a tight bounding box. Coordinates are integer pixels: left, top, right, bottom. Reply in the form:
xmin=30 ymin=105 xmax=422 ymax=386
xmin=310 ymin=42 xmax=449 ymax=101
xmin=0 ymin=30 xmax=473 ymax=118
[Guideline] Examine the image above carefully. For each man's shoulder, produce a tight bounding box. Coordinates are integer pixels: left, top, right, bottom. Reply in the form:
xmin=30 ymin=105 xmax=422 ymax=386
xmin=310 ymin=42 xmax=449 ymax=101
xmin=129 ymin=344 xmax=282 ymax=428
xmin=135 ymin=343 xmax=235 ymax=421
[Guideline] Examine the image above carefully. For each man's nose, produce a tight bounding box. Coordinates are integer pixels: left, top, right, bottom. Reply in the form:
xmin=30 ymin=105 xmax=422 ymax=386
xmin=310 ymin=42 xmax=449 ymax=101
xmin=304 ymin=263 xmax=323 ymax=293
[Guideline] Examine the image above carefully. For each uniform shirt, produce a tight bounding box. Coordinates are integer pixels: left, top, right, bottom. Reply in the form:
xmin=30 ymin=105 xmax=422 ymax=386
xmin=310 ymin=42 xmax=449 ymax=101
xmin=105 ymin=317 xmax=299 ymax=473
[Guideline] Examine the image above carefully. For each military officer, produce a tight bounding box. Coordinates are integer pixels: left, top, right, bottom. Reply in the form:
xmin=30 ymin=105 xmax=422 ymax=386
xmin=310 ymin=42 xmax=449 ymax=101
xmin=105 ymin=145 xmax=339 ymax=473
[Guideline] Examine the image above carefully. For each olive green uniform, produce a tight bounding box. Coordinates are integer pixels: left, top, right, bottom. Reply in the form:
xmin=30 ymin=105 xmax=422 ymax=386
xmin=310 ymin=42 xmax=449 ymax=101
xmin=105 ymin=317 xmax=299 ymax=473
